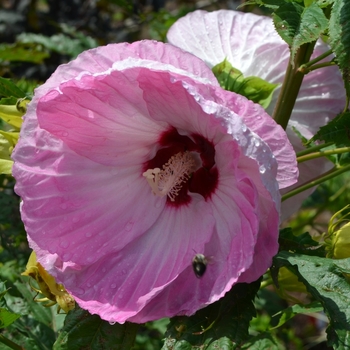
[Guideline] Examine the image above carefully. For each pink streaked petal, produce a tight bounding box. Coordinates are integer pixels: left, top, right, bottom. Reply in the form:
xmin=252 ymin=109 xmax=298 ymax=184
xmin=48 ymin=195 xmax=215 ymax=323
xmin=237 ymin=177 xmax=280 ymax=282
xmin=37 ymin=71 xmax=163 ymax=167
xmin=128 ymin=141 xmax=275 ymax=323
xmin=138 ymin=69 xmax=281 ymax=206
xmin=14 ymin=149 xmax=164 ymax=265
xmin=33 ymin=40 xmax=218 ymax=102
xmin=220 ymin=142 xmax=280 ymax=283
xmin=209 ymin=89 xmax=298 ymax=189
xmin=167 ymin=10 xmax=281 ymax=71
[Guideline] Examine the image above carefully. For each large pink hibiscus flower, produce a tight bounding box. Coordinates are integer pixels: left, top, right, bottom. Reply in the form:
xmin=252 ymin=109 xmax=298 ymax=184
xmin=167 ymin=10 xmax=346 ymax=219
xmin=12 ymin=40 xmax=297 ymax=323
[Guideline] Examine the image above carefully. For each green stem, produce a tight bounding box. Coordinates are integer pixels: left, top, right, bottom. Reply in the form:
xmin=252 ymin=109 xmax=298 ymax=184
xmin=299 ymin=49 xmax=333 ymax=72
xmin=296 ymin=142 xmax=333 ymax=157
xmin=297 ymin=146 xmax=350 ymax=163
xmin=0 ymin=334 xmax=24 ymax=350
xmin=282 ymin=164 xmax=350 ymax=201
xmin=260 ymin=278 xmax=273 ymax=289
xmin=273 ymin=41 xmax=316 ymax=130
xmin=302 ymin=61 xmax=337 ymax=73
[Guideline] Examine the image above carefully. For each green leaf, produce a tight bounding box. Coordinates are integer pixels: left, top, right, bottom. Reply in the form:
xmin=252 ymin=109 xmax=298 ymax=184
xmin=309 ymin=0 xmax=335 ymax=8
xmin=273 ymin=2 xmax=328 ymax=62
xmin=212 ymin=59 xmax=279 ymax=109
xmin=206 ymin=337 xmax=234 ymax=350
xmin=0 ymin=308 xmax=21 ymax=328
xmin=0 ymin=277 xmax=60 ymax=350
xmin=53 ymin=307 xmax=139 ymax=350
xmin=309 ymin=111 xmax=350 ymax=146
xmin=13 ymin=279 xmax=54 ymax=327
xmin=0 ymin=43 xmax=49 ymax=64
xmin=0 ymin=97 xmax=18 ymax=106
xmin=274 ymin=252 xmax=350 ymax=349
xmin=241 ymin=332 xmax=284 ymax=350
xmin=278 ymin=227 xmax=324 ymax=256
xmin=0 ymin=284 xmax=9 ymax=303
xmin=17 ymin=32 xmax=98 ymax=59
xmin=162 ymin=281 xmax=260 ymax=349
xmin=237 ymin=0 xmax=281 ymax=10
xmin=271 ymin=301 xmax=323 ymax=329
xmin=0 ymin=78 xmax=27 ymax=99
xmin=329 ymin=0 xmax=350 ymax=99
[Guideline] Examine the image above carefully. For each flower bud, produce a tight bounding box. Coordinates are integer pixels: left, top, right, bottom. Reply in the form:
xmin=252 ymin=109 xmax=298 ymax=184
xmin=324 ymin=205 xmax=350 ymax=259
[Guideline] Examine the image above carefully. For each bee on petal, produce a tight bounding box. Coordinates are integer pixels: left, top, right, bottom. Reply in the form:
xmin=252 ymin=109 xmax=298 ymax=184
xmin=192 ymin=254 xmax=208 ymax=278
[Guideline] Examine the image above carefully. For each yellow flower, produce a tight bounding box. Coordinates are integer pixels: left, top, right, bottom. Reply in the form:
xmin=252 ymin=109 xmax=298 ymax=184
xmin=276 ymin=267 xmax=309 ymax=302
xmin=22 ymin=251 xmax=75 ymax=313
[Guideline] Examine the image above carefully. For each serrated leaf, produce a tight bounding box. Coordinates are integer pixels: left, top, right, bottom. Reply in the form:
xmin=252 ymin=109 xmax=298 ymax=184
xmin=241 ymin=332 xmax=284 ymax=350
xmin=309 ymin=111 xmax=350 ymax=146
xmin=238 ymin=0 xmax=281 ymax=10
xmin=0 ymin=78 xmax=27 ymax=99
xmin=273 ymin=2 xmax=304 ymax=46
xmin=329 ymin=0 xmax=350 ymax=98
xmin=162 ymin=281 xmax=260 ymax=349
xmin=314 ymin=0 xmax=335 ymax=7
xmin=274 ymin=252 xmax=350 ymax=349
xmin=53 ymin=307 xmax=139 ymax=350
xmin=207 ymin=337 xmax=234 ymax=350
xmin=273 ymin=2 xmax=328 ymax=62
xmin=0 ymin=308 xmax=21 ymax=328
xmin=212 ymin=59 xmax=279 ymax=109
xmin=271 ymin=301 xmax=323 ymax=329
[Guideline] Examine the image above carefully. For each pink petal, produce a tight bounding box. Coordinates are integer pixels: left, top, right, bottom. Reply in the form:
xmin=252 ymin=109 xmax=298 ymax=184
xmin=209 ymin=89 xmax=298 ymax=189
xmin=14 ymin=146 xmax=165 ymax=266
xmin=33 ymin=40 xmax=218 ymax=102
xmin=49 ymin=195 xmax=216 ymax=323
xmin=128 ymin=140 xmax=279 ymax=322
xmin=36 ymin=71 xmax=163 ymax=166
xmin=137 ymin=69 xmax=283 ymax=206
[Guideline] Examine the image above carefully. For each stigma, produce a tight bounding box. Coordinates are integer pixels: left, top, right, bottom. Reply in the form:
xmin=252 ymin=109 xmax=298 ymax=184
xmin=143 ymin=152 xmax=196 ymax=201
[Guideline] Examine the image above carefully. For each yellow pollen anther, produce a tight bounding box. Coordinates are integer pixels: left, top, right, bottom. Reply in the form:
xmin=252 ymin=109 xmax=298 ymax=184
xmin=143 ymin=152 xmax=196 ymax=201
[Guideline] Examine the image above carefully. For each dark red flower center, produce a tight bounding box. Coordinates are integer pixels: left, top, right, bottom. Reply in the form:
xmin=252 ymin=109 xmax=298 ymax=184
xmin=143 ymin=128 xmax=218 ymax=207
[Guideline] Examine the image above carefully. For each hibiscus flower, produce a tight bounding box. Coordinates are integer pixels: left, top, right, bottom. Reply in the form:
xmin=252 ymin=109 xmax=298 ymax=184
xmin=167 ymin=10 xmax=346 ymax=219
xmin=12 ymin=40 xmax=297 ymax=323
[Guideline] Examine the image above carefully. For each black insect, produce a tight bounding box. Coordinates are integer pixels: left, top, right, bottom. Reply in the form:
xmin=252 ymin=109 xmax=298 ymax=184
xmin=192 ymin=254 xmax=208 ymax=278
